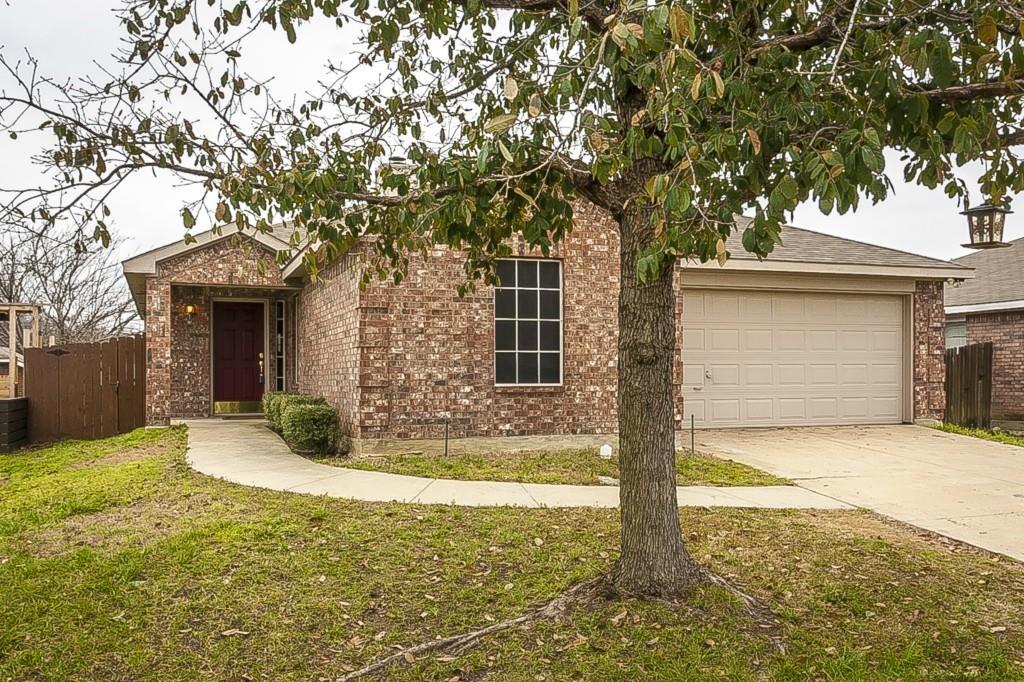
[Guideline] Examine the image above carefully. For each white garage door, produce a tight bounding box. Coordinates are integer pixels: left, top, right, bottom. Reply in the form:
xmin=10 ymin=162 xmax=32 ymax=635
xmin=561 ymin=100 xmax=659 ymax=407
xmin=681 ymin=289 xmax=905 ymax=427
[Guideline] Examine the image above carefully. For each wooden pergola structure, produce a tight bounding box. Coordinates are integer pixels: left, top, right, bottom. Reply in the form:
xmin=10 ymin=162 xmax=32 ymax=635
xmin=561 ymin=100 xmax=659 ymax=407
xmin=1 ymin=303 xmax=41 ymax=399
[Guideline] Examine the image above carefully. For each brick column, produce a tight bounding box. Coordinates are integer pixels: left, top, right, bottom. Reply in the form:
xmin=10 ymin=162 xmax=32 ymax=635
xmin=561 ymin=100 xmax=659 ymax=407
xmin=146 ymin=279 xmax=173 ymax=426
xmin=913 ymin=280 xmax=946 ymax=421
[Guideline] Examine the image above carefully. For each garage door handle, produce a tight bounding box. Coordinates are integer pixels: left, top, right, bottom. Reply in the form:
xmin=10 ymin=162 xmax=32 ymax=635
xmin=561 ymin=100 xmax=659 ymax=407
xmin=692 ymin=386 xmax=703 ymax=391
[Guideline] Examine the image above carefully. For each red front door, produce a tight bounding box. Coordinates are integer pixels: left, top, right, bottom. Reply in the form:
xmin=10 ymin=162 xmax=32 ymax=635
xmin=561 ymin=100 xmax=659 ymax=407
xmin=213 ymin=301 xmax=265 ymax=403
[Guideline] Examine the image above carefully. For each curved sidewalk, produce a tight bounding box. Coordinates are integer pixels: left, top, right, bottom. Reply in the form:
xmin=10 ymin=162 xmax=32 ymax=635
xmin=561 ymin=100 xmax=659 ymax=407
xmin=182 ymin=420 xmax=850 ymax=510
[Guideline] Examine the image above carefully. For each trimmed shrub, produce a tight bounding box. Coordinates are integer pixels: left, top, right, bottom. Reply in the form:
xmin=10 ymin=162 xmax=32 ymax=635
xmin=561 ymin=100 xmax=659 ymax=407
xmin=261 ymin=391 xmax=290 ymax=425
xmin=267 ymin=393 xmax=324 ymax=432
xmin=282 ymin=402 xmax=340 ymax=454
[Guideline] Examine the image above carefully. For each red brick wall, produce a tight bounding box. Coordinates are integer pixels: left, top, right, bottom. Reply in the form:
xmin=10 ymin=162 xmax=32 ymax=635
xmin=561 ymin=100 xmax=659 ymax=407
xmin=294 ymin=250 xmax=363 ymax=433
xmin=913 ymin=280 xmax=946 ymax=421
xmin=345 ymin=201 xmax=679 ymax=440
xmin=966 ymin=311 xmax=1024 ymax=419
xmin=145 ymin=235 xmax=296 ymax=425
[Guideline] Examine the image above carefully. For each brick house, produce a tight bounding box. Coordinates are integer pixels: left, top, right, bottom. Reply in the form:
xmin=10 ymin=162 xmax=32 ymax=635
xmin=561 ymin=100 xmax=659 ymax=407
xmin=945 ymin=237 xmax=1024 ymax=421
xmin=123 ymin=201 xmax=970 ymax=448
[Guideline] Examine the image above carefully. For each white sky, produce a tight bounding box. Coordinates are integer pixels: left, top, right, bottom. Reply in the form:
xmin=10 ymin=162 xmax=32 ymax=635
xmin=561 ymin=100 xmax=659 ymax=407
xmin=1 ymin=0 xmax=1020 ymax=264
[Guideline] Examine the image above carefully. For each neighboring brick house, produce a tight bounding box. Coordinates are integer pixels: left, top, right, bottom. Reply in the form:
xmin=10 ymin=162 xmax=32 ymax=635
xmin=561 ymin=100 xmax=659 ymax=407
xmin=945 ymin=237 xmax=1024 ymax=420
xmin=124 ymin=202 xmax=971 ymax=448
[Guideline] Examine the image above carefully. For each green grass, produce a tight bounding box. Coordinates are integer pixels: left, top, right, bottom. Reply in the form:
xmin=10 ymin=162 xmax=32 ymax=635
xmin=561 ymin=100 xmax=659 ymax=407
xmin=936 ymin=422 xmax=1024 ymax=448
xmin=327 ymin=448 xmax=791 ymax=486
xmin=2 ymin=428 xmax=1023 ymax=680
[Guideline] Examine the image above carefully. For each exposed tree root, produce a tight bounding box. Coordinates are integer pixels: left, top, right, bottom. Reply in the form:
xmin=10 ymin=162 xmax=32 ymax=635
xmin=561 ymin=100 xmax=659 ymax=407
xmin=699 ymin=568 xmax=786 ymax=655
xmin=338 ymin=575 xmax=613 ymax=681
xmin=339 ymin=568 xmax=784 ymax=680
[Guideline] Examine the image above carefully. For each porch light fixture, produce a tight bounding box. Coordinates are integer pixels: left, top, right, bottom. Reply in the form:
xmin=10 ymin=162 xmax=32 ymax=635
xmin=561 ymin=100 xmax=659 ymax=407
xmin=962 ymin=204 xmax=1013 ymax=249
xmin=182 ymin=304 xmax=198 ymax=316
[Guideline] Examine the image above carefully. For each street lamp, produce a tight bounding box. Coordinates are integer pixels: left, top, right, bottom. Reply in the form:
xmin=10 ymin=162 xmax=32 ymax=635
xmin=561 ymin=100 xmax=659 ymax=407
xmin=961 ymin=204 xmax=1012 ymax=249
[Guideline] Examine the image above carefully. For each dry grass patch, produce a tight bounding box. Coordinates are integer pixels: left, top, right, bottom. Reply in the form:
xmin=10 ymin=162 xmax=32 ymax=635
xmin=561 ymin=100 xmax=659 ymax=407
xmin=327 ymin=448 xmax=790 ymax=487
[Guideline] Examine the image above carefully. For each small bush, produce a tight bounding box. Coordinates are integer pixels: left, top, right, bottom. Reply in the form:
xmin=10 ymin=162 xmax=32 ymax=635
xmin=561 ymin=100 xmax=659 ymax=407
xmin=261 ymin=391 xmax=290 ymax=426
xmin=267 ymin=393 xmax=324 ymax=432
xmin=282 ymin=403 xmax=340 ymax=454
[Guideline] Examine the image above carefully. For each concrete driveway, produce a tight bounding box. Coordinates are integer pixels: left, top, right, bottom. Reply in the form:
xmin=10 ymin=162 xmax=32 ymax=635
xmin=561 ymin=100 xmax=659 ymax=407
xmin=697 ymin=425 xmax=1024 ymax=561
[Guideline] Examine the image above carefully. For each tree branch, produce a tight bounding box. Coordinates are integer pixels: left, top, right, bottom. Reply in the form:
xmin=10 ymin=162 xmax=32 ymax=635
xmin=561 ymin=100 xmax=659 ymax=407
xmin=911 ymin=77 xmax=1024 ymax=103
xmin=477 ymin=0 xmax=609 ymax=32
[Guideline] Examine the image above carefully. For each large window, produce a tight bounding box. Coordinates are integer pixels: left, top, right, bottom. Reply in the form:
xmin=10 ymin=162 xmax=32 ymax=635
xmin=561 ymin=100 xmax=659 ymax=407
xmin=945 ymin=319 xmax=967 ymax=349
xmin=494 ymin=259 xmax=562 ymax=385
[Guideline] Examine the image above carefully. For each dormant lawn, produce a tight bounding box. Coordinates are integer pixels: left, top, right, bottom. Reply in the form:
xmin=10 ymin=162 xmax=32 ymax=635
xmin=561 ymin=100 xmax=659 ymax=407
xmin=2 ymin=427 xmax=1023 ymax=680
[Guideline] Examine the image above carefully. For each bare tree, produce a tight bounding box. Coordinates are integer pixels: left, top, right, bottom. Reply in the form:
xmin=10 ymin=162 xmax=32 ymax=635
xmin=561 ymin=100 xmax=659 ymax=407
xmin=0 ymin=222 xmax=139 ymax=345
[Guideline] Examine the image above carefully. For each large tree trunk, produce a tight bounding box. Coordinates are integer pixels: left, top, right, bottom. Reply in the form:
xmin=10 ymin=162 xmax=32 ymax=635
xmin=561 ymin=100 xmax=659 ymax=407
xmin=612 ymin=199 xmax=704 ymax=598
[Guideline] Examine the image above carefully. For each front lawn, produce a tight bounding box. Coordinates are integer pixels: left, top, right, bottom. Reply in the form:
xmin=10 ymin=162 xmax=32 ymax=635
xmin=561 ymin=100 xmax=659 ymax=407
xmin=937 ymin=422 xmax=1024 ymax=448
xmin=2 ymin=428 xmax=1023 ymax=680
xmin=328 ymin=448 xmax=791 ymax=486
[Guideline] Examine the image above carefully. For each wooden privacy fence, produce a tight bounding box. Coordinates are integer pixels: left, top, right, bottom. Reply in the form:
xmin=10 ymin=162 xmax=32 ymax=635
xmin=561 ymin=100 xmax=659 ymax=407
xmin=24 ymin=335 xmax=146 ymax=442
xmin=945 ymin=342 xmax=993 ymax=429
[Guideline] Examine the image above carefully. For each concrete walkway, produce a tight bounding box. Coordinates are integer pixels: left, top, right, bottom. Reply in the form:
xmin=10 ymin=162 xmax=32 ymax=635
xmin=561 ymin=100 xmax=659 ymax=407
xmin=182 ymin=420 xmax=849 ymax=510
xmin=698 ymin=425 xmax=1024 ymax=561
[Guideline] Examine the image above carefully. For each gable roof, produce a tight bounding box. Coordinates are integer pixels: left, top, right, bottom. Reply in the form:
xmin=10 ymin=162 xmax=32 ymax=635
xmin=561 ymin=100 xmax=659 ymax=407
xmin=122 ymin=223 xmax=308 ymax=315
xmin=683 ymin=216 xmax=972 ymax=280
xmin=945 ymin=235 xmax=1024 ymax=313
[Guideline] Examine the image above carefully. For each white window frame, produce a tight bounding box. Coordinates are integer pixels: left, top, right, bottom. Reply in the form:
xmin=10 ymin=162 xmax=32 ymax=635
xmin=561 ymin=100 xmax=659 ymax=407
xmin=493 ymin=258 xmax=564 ymax=387
xmin=275 ymin=299 xmax=287 ymax=391
xmin=945 ymin=318 xmax=967 ymax=349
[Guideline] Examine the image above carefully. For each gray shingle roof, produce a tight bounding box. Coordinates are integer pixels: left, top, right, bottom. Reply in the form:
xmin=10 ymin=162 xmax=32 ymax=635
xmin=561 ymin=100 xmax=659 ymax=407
xmin=727 ymin=216 xmax=969 ymax=270
xmin=946 ymin=235 xmax=1024 ymax=307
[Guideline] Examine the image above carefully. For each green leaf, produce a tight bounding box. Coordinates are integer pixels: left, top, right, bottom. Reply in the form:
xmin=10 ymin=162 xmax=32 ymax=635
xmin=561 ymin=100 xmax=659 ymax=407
xmin=978 ymin=15 xmax=998 ymax=46
xmin=498 ymin=140 xmax=514 ymax=162
xmin=778 ymin=175 xmax=798 ymax=200
xmin=483 ymin=113 xmax=517 ymax=134
xmin=182 ymin=208 xmax=196 ymax=229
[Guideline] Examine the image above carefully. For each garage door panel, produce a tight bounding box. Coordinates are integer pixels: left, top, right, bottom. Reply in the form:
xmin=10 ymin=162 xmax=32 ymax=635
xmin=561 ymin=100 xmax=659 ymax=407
xmin=745 ymin=364 xmax=773 ymax=385
xmin=682 ymin=328 xmax=705 ymax=351
xmin=682 ymin=363 xmax=705 ymax=386
xmin=711 ymin=399 xmax=741 ymax=421
xmin=683 ymin=291 xmax=705 ymax=317
xmin=807 ymin=297 xmax=838 ymax=321
xmin=744 ymin=329 xmax=773 ymax=351
xmin=686 ymin=398 xmax=706 ymax=421
xmin=774 ymin=297 xmax=806 ymax=322
xmin=872 ymin=330 xmax=899 ymax=352
xmin=777 ymin=364 xmax=806 ymax=385
xmin=871 ymin=396 xmax=900 ymax=420
xmin=740 ymin=293 xmax=773 ymax=320
xmin=745 ymin=398 xmax=774 ymax=420
xmin=778 ymin=398 xmax=808 ymax=419
xmin=840 ymin=397 xmax=870 ymax=418
xmin=808 ymin=330 xmax=838 ymax=351
xmin=709 ymin=293 xmax=740 ymax=319
xmin=709 ymin=328 xmax=739 ymax=351
xmin=870 ymin=363 xmax=900 ymax=385
xmin=837 ymin=298 xmax=869 ymax=319
xmin=840 ymin=331 xmax=869 ymax=351
xmin=683 ymin=289 xmax=905 ymax=428
xmin=775 ymin=329 xmax=806 ymax=351
xmin=839 ymin=364 xmax=869 ymax=384
xmin=808 ymin=364 xmax=837 ymax=384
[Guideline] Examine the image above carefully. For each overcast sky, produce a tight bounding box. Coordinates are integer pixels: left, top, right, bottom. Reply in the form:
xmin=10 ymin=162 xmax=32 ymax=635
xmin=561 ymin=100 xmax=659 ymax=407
xmin=1 ymin=1 xmax=1020 ymax=264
